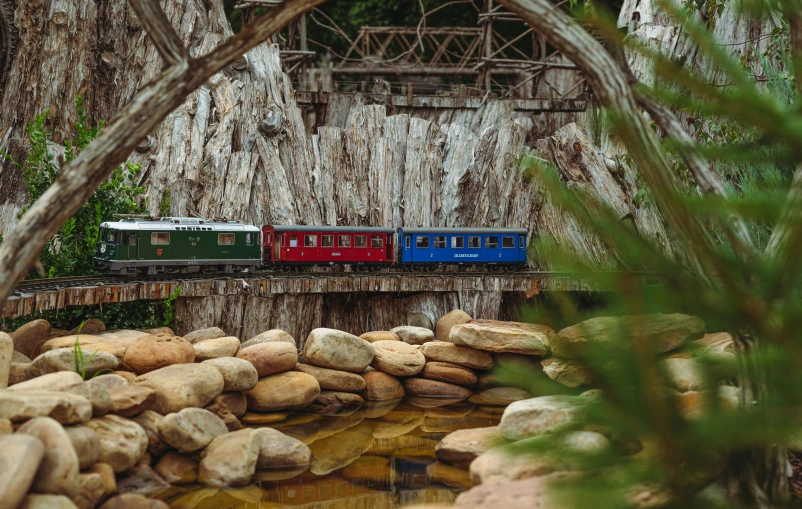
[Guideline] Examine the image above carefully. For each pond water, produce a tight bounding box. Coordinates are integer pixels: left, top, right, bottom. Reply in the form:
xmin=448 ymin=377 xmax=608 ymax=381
xmin=158 ymin=397 xmax=502 ymax=509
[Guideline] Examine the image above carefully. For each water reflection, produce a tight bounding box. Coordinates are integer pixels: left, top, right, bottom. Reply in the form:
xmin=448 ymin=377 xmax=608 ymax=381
xmin=159 ymin=396 xmax=501 ymax=508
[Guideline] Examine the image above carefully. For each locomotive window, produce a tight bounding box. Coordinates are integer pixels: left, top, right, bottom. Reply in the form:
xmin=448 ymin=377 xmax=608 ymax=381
xmin=371 ymin=236 xmax=383 ymax=248
xmin=486 ymin=236 xmax=499 ymax=248
xmin=405 ymin=236 xmax=411 ymax=249
xmin=265 ymin=233 xmax=272 ymax=243
xmin=129 ymin=234 xmax=137 ymax=246
xmin=416 ymin=236 xmax=430 ymax=248
xmin=502 ymin=236 xmax=515 ymax=248
xmin=117 ymin=232 xmax=124 ymax=244
xmin=289 ymin=235 xmax=298 ymax=248
xmin=338 ymin=235 xmax=351 ymax=248
xmin=304 ymin=235 xmax=317 ymax=247
xmin=246 ymin=233 xmax=255 ymax=245
xmin=280 ymin=234 xmax=286 ymax=247
xmin=355 ymin=235 xmax=367 ymax=248
xmin=218 ymin=233 xmax=235 ymax=245
xmin=451 ymin=237 xmax=464 ymax=248
xmin=433 ymin=236 xmax=446 ymax=248
xmin=468 ymin=236 xmax=480 ymax=248
xmin=151 ymin=232 xmax=170 ymax=245
xmin=520 ymin=236 xmax=525 ymax=248
xmin=322 ymin=235 xmax=334 ymax=247
xmin=107 ymin=231 xmax=116 ymax=243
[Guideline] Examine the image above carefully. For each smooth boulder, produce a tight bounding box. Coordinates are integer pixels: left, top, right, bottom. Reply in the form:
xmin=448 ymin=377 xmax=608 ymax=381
xmin=198 ymin=428 xmax=261 ymax=487
xmin=84 ymin=415 xmax=148 ymax=473
xmin=7 ymin=371 xmax=84 ymax=391
xmin=361 ymin=371 xmax=405 ymax=401
xmin=435 ymin=426 xmax=503 ymax=468
xmin=236 ymin=342 xmax=297 ymax=377
xmin=359 ymin=331 xmax=400 ymax=343
xmin=449 ymin=320 xmax=552 ymax=355
xmin=541 ymin=358 xmax=593 ymax=387
xmin=435 ymin=310 xmax=472 ymax=342
xmin=0 ymin=390 xmax=92 ymax=424
xmin=0 ymin=434 xmax=45 ymax=509
xmin=244 ymin=371 xmax=320 ymax=412
xmin=303 ymin=328 xmax=375 ymax=373
xmin=295 ymin=364 xmax=366 ymax=393
xmin=499 ymin=394 xmax=589 ymax=441
xmin=18 ymin=417 xmax=81 ymax=497
xmin=193 ymin=336 xmax=241 ymax=361
xmin=253 ymin=427 xmax=312 ymax=470
xmin=391 ymin=326 xmax=434 ymax=345
xmin=422 ymin=361 xmax=478 ymax=387
xmin=65 ymin=426 xmax=101 ymax=470
xmin=241 ymin=330 xmax=296 ymax=348
xmin=31 ymin=348 xmax=118 ymax=377
xmin=183 ymin=327 xmax=226 ymax=344
xmin=202 ymin=357 xmax=259 ymax=392
xmin=370 ymin=340 xmax=426 ymax=376
xmin=403 ymin=378 xmax=472 ymax=399
xmin=154 ymin=452 xmax=198 ymax=484
xmin=10 ymin=319 xmax=51 ymax=358
xmin=315 ymin=391 xmax=364 ymax=408
xmin=122 ymin=334 xmax=195 ymax=375
xmin=108 ymin=386 xmax=156 ymax=417
xmin=0 ymin=332 xmax=12 ymax=389
xmin=158 ymin=408 xmax=228 ymax=453
xmin=133 ymin=363 xmax=224 ymax=414
xmin=469 ymin=387 xmax=532 ymax=406
xmin=420 ymin=341 xmax=493 ymax=370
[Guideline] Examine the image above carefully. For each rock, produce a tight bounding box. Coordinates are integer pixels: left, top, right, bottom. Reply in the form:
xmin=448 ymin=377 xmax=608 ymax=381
xmin=469 ymin=388 xmax=531 ymax=406
xmin=541 ymin=358 xmax=592 ymax=387
xmin=361 ymin=370 xmax=405 ymax=401
xmin=73 ymin=473 xmax=106 ymax=509
xmin=98 ymin=330 xmax=149 ymax=341
xmin=422 ymin=361 xmax=477 ymax=387
xmin=308 ymin=422 xmax=374 ymax=475
xmin=116 ymin=464 xmax=170 ymax=497
xmin=12 ymin=350 xmax=31 ymax=363
xmin=303 ymin=328 xmax=375 ymax=373
xmin=66 ymin=319 xmax=106 ymax=336
xmin=122 ymin=334 xmax=195 ymax=375
xmin=315 ymin=391 xmax=364 ymax=408
xmin=469 ymin=447 xmax=557 ymax=485
xmin=427 ymin=461 xmax=473 ymax=489
xmin=244 ymin=371 xmax=320 ymax=412
xmin=391 ymin=326 xmax=434 ymax=345
xmin=65 ymin=426 xmax=100 ymax=470
xmin=690 ymin=332 xmax=734 ymax=355
xmin=0 ymin=332 xmax=12 ymax=389
xmin=372 ymin=408 xmax=425 ymax=439
xmin=17 ymin=417 xmax=80 ymax=496
xmin=154 ymin=452 xmax=198 ymax=484
xmin=158 ymin=407 xmax=228 ymax=453
xmin=449 ymin=320 xmax=552 ymax=355
xmin=41 ymin=335 xmax=132 ymax=361
xmin=241 ymin=329 xmax=296 ymax=348
xmin=108 ymin=386 xmax=156 ymax=417
xmin=0 ymin=418 xmax=11 ymax=434
xmin=99 ymin=494 xmax=170 ymax=509
xmin=435 ymin=426 xmax=503 ymax=468
xmin=661 ymin=357 xmax=704 ymax=393
xmin=19 ymin=495 xmax=78 ymax=509
xmin=499 ymin=395 xmax=588 ymax=441
xmin=0 ymin=434 xmax=45 ymax=509
xmin=31 ymin=348 xmax=119 ymax=378
xmin=295 ymin=363 xmax=366 ymax=393
xmin=678 ymin=386 xmax=741 ymax=420
xmin=193 ymin=336 xmax=241 ymax=361
xmin=553 ymin=313 xmax=705 ymax=358
xmin=86 ymin=463 xmax=116 ymax=499
xmin=91 ymin=374 xmax=130 ymax=389
xmin=63 ymin=380 xmax=112 ymax=416
xmin=198 ymin=428 xmax=261 ymax=487
xmin=420 ymin=341 xmax=493 ymax=370
xmin=436 ymin=310 xmax=473 ymax=342
xmin=0 ymin=390 xmax=92 ymax=424
xmin=403 ymin=378 xmax=473 ymax=399
xmin=132 ymin=411 xmax=168 ymax=457
xmin=359 ymin=331 xmax=400 ymax=343
xmin=236 ymin=342 xmax=297 ymax=377
xmin=371 ymin=340 xmax=426 ymax=376
xmin=111 ymin=371 xmax=137 ymax=383
xmin=10 ymin=319 xmax=51 ymax=358
xmin=8 ymin=362 xmax=32 ymax=385
xmin=84 ymin=415 xmax=148 ymax=473
xmin=209 ymin=392 xmax=247 ymax=417
xmin=133 ymin=363 xmax=225 ymax=414
xmin=183 ymin=327 xmax=226 ymax=344
xmin=201 ymin=357 xmax=258 ymax=392
xmin=7 ymin=371 xmax=84 ymax=391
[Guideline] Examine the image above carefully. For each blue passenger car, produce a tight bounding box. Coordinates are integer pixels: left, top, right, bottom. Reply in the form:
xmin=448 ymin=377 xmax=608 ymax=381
xmin=397 ymin=227 xmax=528 ymax=267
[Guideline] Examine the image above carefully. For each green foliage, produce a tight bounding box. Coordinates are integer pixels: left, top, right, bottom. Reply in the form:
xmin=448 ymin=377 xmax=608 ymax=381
xmin=159 ymin=189 xmax=171 ymax=217
xmin=72 ymin=321 xmax=113 ymax=380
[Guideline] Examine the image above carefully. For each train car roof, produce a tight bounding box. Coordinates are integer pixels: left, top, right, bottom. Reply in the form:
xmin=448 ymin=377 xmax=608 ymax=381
xmin=399 ymin=227 xmax=529 ymax=235
xmin=100 ymin=218 xmax=260 ymax=232
xmin=268 ymin=225 xmax=395 ymax=234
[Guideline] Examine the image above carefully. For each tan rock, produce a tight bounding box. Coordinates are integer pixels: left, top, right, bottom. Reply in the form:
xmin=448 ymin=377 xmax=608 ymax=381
xmin=85 ymin=415 xmax=148 ymax=473
xmin=359 ymin=331 xmax=400 ymax=343
xmin=183 ymin=327 xmax=226 ymax=344
xmin=12 ymin=350 xmax=31 ymax=363
xmin=422 ymin=361 xmax=477 ymax=387
xmin=427 ymin=461 xmax=473 ymax=490
xmin=158 ymin=407 xmax=228 ymax=452
xmin=403 ymin=378 xmax=473 ymax=399
xmin=7 ymin=371 xmax=84 ymax=391
xmin=0 ymin=390 xmax=92 ymax=424
xmin=553 ymin=313 xmax=705 ymax=358
xmin=468 ymin=451 xmax=560 ymax=487
xmin=315 ymin=391 xmax=364 ymax=408
xmin=10 ymin=319 xmax=51 ymax=358
xmin=116 ymin=464 xmax=170 ymax=497
xmin=661 ymin=357 xmax=704 ymax=393
xmin=469 ymin=388 xmax=531 ymax=406
xmin=98 ymin=330 xmax=149 ymax=341
xmin=193 ymin=336 xmax=241 ymax=362
xmin=133 ymin=363 xmax=224 ymax=414
xmin=63 ymin=380 xmax=112 ymax=417
xmin=68 ymin=319 xmax=106 ymax=336
xmin=449 ymin=320 xmax=552 ymax=355
xmin=108 ymin=386 xmax=156 ymax=417
xmin=154 ymin=452 xmax=198 ymax=484
xmin=18 ymin=495 xmax=78 ymax=509
xmin=0 ymin=332 xmax=12 ymax=389
xmin=241 ymin=329 xmax=296 ymax=348
xmin=198 ymin=428 xmax=261 ymax=487
xmin=436 ymin=426 xmax=504 ymax=468
xmin=31 ymin=348 xmax=118 ymax=378
xmin=8 ymin=362 xmax=32 ymax=385
xmin=244 ymin=371 xmax=320 ymax=412
xmin=17 ymin=417 xmax=80 ymax=497
xmin=73 ymin=473 xmax=106 ymax=509
xmin=303 ymin=328 xmax=375 ymax=373
xmin=65 ymin=426 xmax=100 ymax=470
xmin=361 ymin=370 xmax=405 ymax=401
xmin=208 ymin=392 xmax=248 ymax=417
xmin=541 ymin=357 xmax=592 ymax=387
xmin=690 ymin=332 xmax=734 ymax=355
xmin=0 ymin=417 xmax=11 ymax=434
xmin=391 ymin=326 xmax=434 ymax=345
xmin=99 ymin=493 xmax=170 ymax=509
xmin=371 ymin=340 xmax=426 ymax=376
xmin=499 ymin=394 xmax=589 ymax=441
xmin=201 ymin=357 xmax=258 ymax=392
xmin=236 ymin=342 xmax=297 ymax=377
xmin=91 ymin=374 xmax=130 ymax=389
xmin=111 ymin=371 xmax=137 ymax=383
xmin=295 ymin=363 xmax=366 ymax=393
xmin=132 ymin=410 xmax=168 ymax=457
xmin=86 ymin=463 xmax=117 ymax=499
xmin=123 ymin=334 xmax=195 ymax=375
xmin=420 ymin=341 xmax=493 ymax=370
xmin=436 ymin=309 xmax=473 ymax=342
xmin=0 ymin=434 xmax=45 ymax=509
xmin=41 ymin=335 xmax=132 ymax=360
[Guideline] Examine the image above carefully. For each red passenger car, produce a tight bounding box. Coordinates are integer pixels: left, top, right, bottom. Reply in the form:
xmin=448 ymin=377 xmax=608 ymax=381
xmin=262 ymin=225 xmax=395 ymax=267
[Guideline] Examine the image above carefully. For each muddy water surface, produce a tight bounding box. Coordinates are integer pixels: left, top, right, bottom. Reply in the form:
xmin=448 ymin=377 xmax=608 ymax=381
xmin=159 ymin=397 xmax=502 ymax=508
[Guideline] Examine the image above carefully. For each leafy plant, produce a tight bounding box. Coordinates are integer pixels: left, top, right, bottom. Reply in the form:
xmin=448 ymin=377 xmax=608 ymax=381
xmin=72 ymin=321 xmax=112 ymax=380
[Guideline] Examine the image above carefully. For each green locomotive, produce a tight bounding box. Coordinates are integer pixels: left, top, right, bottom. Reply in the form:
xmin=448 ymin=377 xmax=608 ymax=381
xmin=94 ymin=217 xmax=261 ymax=275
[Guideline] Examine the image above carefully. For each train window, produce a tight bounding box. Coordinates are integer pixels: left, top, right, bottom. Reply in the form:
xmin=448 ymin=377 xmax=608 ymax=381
xmin=370 ymin=236 xmax=383 ymax=248
xmin=304 ymin=235 xmax=317 ymax=247
xmin=218 ymin=233 xmax=235 ymax=245
xmin=129 ymin=234 xmax=137 ymax=246
xmin=416 ymin=236 xmax=429 ymax=248
xmin=433 ymin=236 xmax=446 ymax=248
xmin=151 ymin=232 xmax=170 ymax=245
xmin=245 ymin=233 xmax=255 ymax=245
xmin=405 ymin=236 xmax=410 ymax=248
xmin=468 ymin=236 xmax=480 ymax=248
xmin=355 ymin=235 xmax=367 ymax=248
xmin=451 ymin=236 xmax=464 ymax=248
xmin=265 ymin=233 xmax=272 ymax=243
xmin=502 ymin=236 xmax=515 ymax=248
xmin=486 ymin=236 xmax=499 ymax=248
xmin=322 ymin=235 xmax=334 ymax=247
xmin=338 ymin=235 xmax=351 ymax=247
xmin=520 ymin=236 xmax=525 ymax=248
xmin=106 ymin=230 xmax=116 ymax=243
xmin=117 ymin=232 xmax=124 ymax=244
xmin=289 ymin=235 xmax=298 ymax=248
xmin=280 ymin=234 xmax=286 ymax=247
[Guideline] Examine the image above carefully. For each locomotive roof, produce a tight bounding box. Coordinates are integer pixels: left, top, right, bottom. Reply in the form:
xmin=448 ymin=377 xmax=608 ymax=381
xmin=100 ymin=217 xmax=260 ymax=232
xmin=399 ymin=227 xmax=529 ymax=235
xmin=269 ymin=225 xmax=395 ymax=233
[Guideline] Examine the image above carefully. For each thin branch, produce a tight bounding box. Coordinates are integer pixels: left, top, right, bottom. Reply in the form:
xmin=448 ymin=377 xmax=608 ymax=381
xmin=128 ymin=0 xmax=189 ymax=65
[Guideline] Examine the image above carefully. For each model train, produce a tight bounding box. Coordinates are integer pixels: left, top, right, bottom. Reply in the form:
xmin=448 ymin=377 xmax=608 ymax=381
xmin=94 ymin=217 xmax=529 ymax=275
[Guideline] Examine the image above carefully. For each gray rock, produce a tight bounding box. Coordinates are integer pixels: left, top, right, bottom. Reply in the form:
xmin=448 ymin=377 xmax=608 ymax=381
xmin=132 ymin=410 xmax=168 ymax=457
xmin=198 ymin=429 xmax=261 ymax=487
xmin=63 ymin=380 xmax=112 ymax=416
xmin=253 ymin=427 xmax=312 ymax=470
xmin=183 ymin=327 xmax=226 ymax=344
xmin=390 ymin=326 xmax=434 ymax=345
xmin=90 ymin=374 xmax=130 ymax=389
xmin=499 ymin=395 xmax=588 ymax=441
xmin=435 ymin=426 xmax=504 ymax=469
xmin=31 ymin=348 xmax=118 ymax=377
xmin=65 ymin=426 xmax=101 ymax=470
xmin=84 ymin=415 xmax=148 ymax=473
xmin=449 ymin=320 xmax=552 ymax=355
xmin=108 ymin=385 xmax=156 ymax=417
xmin=303 ymin=328 xmax=374 ymax=373
xmin=201 ymin=357 xmax=258 ymax=392
xmin=158 ymin=408 xmax=228 ymax=453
